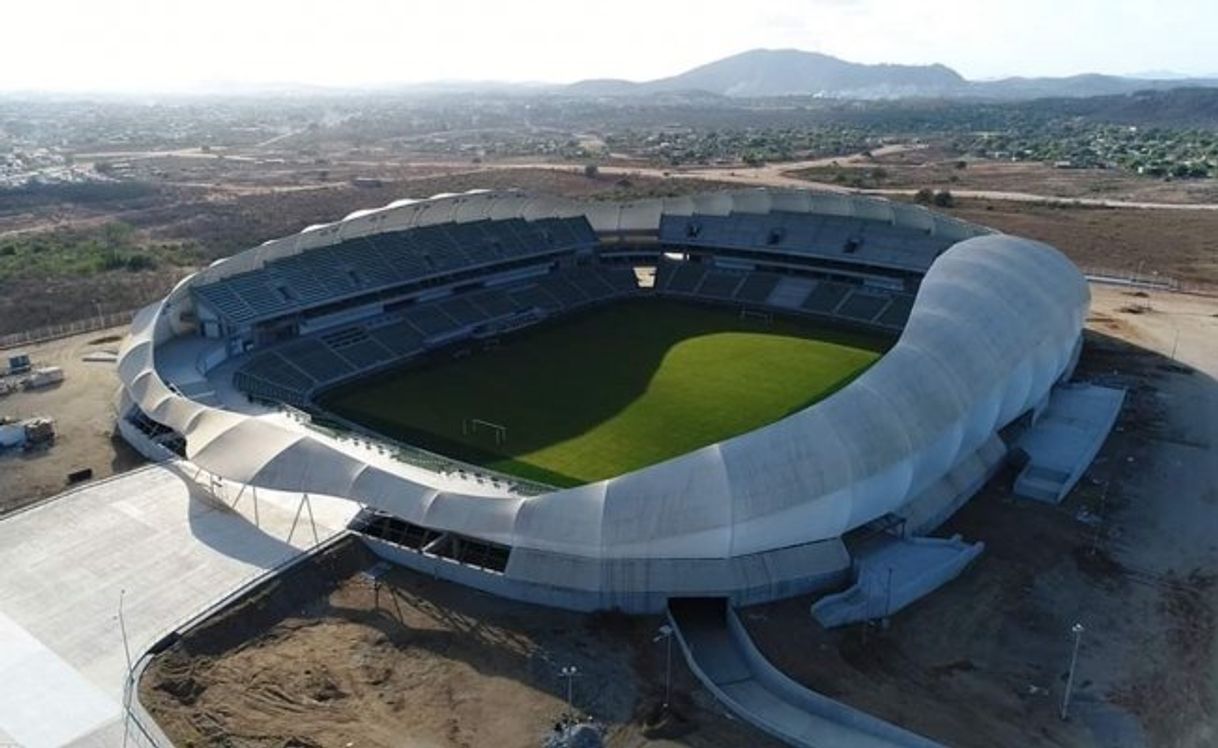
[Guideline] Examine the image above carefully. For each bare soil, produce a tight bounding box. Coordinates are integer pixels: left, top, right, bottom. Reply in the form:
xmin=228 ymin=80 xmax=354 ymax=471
xmin=0 ymin=325 xmax=144 ymax=514
xmin=0 ymin=168 xmax=737 ymax=335
xmin=744 ymin=286 xmax=1218 ymax=748
xmin=140 ymin=539 xmax=777 ymax=748
xmin=946 ymin=200 xmax=1218 ymax=289
xmin=135 ymin=287 xmax=1218 ymax=748
xmin=794 ymin=147 xmax=1218 ymax=206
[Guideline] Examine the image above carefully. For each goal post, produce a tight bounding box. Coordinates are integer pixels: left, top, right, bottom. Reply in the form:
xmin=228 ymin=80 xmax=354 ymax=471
xmin=462 ymin=417 xmax=508 ymax=446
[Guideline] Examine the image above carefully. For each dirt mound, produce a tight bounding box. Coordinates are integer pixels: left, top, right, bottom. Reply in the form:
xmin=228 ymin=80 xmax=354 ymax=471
xmin=140 ymin=540 xmax=777 ymax=747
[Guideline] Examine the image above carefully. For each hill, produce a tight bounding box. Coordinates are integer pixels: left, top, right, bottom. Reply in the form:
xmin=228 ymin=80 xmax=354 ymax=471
xmin=566 ymin=48 xmax=1218 ymax=101
xmin=568 ymin=49 xmax=966 ymax=99
xmin=972 ymin=74 xmax=1218 ymax=100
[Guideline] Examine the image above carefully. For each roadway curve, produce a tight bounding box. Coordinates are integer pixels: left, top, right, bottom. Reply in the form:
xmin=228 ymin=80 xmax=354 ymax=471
xmin=455 ymin=159 xmax=1218 ymax=212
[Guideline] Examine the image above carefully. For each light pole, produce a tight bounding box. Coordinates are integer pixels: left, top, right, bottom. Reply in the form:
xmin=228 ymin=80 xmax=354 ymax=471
xmin=118 ymin=588 xmax=132 ymax=676
xmin=560 ymin=665 xmax=579 ymax=715
xmin=653 ymin=625 xmax=674 ymax=709
xmin=1060 ymin=622 xmax=1084 ymax=720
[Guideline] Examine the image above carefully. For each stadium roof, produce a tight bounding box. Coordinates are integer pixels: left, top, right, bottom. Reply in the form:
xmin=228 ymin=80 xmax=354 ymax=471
xmin=117 ymin=188 xmax=1087 ymax=607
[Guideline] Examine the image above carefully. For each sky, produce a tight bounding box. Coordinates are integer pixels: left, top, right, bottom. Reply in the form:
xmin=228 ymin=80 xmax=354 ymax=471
xmin=1 ymin=0 xmax=1215 ymax=92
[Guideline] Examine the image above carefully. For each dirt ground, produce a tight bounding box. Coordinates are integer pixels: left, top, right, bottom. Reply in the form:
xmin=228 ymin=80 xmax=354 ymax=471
xmin=0 ymin=167 xmax=739 ymax=335
xmin=136 ymin=286 xmax=1218 ymax=748
xmin=792 ymin=145 xmax=1218 ymax=206
xmin=141 ymin=538 xmax=778 ymax=748
xmin=0 ymin=325 xmax=144 ymax=514
xmin=6 ymin=149 xmax=1218 ymax=745
xmin=2 ymin=140 xmax=1215 ymax=334
xmin=947 ymin=200 xmax=1218 ymax=289
xmin=743 ymin=285 xmax=1218 ymax=748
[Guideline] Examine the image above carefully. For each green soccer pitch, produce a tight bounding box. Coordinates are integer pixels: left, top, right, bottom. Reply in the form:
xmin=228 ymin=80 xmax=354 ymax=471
xmin=317 ymin=298 xmax=890 ymax=487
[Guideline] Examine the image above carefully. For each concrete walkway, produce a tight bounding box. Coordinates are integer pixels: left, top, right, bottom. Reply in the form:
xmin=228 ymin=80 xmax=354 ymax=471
xmin=668 ymin=598 xmax=941 ymax=747
xmin=0 ymin=464 xmax=357 ymax=747
xmin=811 ymin=534 xmax=984 ymax=628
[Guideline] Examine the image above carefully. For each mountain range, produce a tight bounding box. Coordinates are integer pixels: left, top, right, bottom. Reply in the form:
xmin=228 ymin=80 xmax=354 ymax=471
xmin=563 ymin=49 xmax=1218 ymax=101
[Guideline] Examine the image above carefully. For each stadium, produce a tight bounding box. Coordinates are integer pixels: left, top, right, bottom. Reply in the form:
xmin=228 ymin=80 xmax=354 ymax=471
xmin=116 ymin=187 xmax=1088 ymax=614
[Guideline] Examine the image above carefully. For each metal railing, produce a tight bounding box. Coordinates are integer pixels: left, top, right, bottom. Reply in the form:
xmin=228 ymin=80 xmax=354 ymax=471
xmin=282 ymin=405 xmax=556 ymax=497
xmin=0 ymin=309 xmax=138 ymax=350
xmin=1079 ymin=265 xmax=1216 ymax=296
xmin=118 ymin=460 xmax=353 ymax=747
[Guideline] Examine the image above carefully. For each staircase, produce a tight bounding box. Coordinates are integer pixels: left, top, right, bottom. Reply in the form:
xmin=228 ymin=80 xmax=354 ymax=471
xmin=765 ymin=277 xmax=815 ymax=309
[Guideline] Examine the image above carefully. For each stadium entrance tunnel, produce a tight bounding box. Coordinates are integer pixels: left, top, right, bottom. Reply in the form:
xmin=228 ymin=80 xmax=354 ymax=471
xmin=351 ymin=508 xmax=511 ymax=573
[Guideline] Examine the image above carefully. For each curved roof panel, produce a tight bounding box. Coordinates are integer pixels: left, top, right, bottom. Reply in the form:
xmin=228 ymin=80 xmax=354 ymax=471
xmin=118 ymin=188 xmax=1086 ymax=568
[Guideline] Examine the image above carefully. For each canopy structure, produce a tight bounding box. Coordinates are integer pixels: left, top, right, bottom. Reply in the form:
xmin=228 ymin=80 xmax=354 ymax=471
xmin=118 ymin=188 xmax=1087 ymax=611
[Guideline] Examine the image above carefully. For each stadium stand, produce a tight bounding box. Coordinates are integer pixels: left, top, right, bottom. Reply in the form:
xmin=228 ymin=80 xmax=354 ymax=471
xmin=566 ymin=267 xmax=618 ymax=300
xmin=508 ymin=284 xmax=563 ymax=314
xmin=801 ymin=281 xmax=853 ymax=315
xmin=230 ymin=262 xmax=655 ymax=405
xmin=658 ymin=212 xmax=953 ymax=272
xmin=324 ymin=328 xmax=395 ymax=370
xmin=602 ymin=266 xmax=641 ymax=293
xmin=765 ymin=276 xmax=815 ymax=309
xmin=192 ymin=217 xmax=597 ymax=329
xmin=438 ymin=296 xmax=490 ymax=327
xmin=698 ymin=269 xmax=746 ymax=300
xmin=225 ymin=210 xmax=924 ymax=411
xmin=876 ymin=294 xmax=916 ymax=329
xmin=645 ymin=259 xmax=912 ymax=332
xmin=665 ymin=262 xmax=711 ymax=294
xmin=281 ymin=338 xmax=354 ymax=381
xmin=402 ymin=304 xmax=461 ymax=338
xmin=836 ymin=290 xmax=893 ymax=322
xmin=466 ymin=288 xmax=518 ymax=318
xmin=368 ymin=318 xmax=426 ymax=356
xmin=734 ymin=272 xmax=781 ymax=303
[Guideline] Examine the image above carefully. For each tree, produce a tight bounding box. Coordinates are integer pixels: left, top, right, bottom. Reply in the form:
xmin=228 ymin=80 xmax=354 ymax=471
xmin=933 ymin=190 xmax=955 ymax=208
xmin=914 ymin=188 xmax=935 ymax=205
xmin=583 ymin=163 xmax=599 ymax=179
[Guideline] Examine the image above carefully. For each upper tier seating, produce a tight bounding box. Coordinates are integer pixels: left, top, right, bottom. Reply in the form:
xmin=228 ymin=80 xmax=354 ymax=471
xmin=231 ymin=257 xmax=910 ymax=410
xmin=233 ymin=263 xmax=640 ymax=406
xmin=659 ymin=211 xmax=954 ymax=272
xmin=649 ymin=259 xmax=912 ymax=332
xmin=194 ymin=217 xmax=597 ymax=327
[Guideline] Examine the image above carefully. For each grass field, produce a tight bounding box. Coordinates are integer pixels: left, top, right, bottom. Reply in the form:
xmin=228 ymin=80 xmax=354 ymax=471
xmin=318 ymin=299 xmax=889 ymax=486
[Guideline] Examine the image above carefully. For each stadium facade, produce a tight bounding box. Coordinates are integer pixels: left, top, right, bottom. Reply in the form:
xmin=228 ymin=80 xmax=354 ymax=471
xmin=117 ymin=188 xmax=1088 ymax=612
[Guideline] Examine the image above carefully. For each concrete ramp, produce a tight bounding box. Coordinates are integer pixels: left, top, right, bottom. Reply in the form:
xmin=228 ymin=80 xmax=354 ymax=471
xmin=811 ymin=535 xmax=984 ymax=628
xmin=668 ymin=598 xmax=941 ymax=747
xmin=1015 ymin=383 xmax=1126 ymax=504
